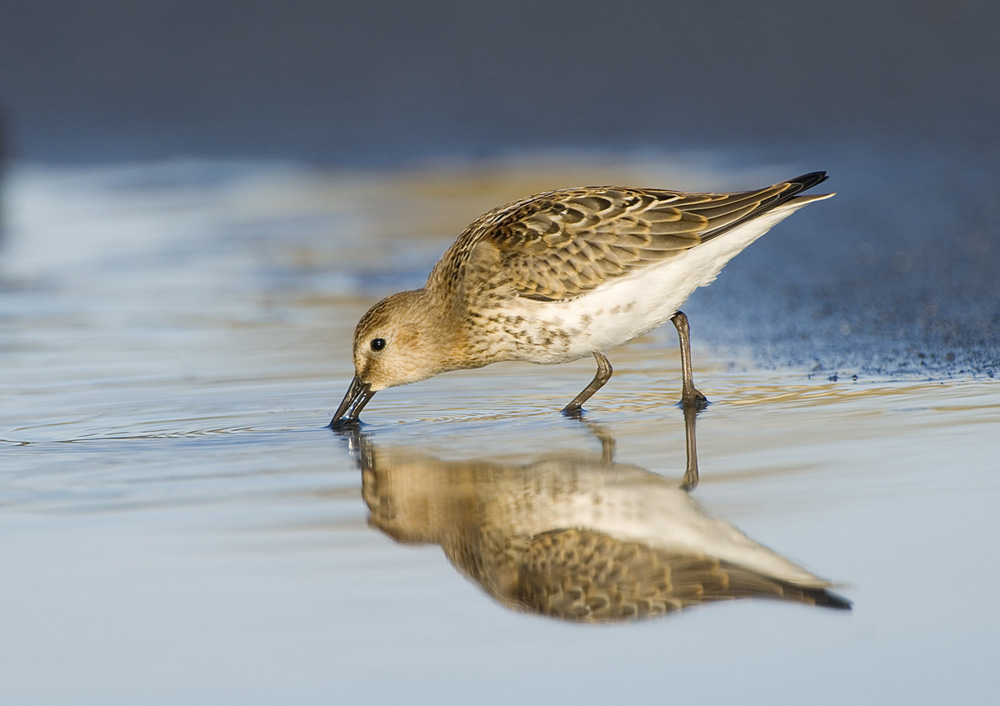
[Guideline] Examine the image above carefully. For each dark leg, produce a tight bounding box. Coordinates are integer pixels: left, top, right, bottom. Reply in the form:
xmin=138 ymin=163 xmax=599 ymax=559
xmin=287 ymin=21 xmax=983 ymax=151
xmin=562 ymin=352 xmax=613 ymax=416
xmin=679 ymin=402 xmax=700 ymax=490
xmin=670 ymin=311 xmax=709 ymax=411
xmin=575 ymin=419 xmax=617 ymax=465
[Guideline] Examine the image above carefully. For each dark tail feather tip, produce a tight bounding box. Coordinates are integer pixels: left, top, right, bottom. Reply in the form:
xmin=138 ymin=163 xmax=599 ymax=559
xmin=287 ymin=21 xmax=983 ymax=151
xmin=817 ymin=589 xmax=853 ymax=610
xmin=788 ymin=171 xmax=829 ymax=192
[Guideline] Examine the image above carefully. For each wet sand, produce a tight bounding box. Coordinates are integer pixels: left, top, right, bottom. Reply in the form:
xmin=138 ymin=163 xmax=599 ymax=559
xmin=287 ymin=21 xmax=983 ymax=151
xmin=1 ymin=158 xmax=998 ymax=704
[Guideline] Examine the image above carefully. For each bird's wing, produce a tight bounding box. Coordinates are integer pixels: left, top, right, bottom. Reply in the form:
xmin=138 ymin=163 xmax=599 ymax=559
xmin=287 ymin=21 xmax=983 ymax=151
xmin=498 ymin=528 xmax=851 ymax=623
xmin=429 ymin=172 xmax=828 ymax=302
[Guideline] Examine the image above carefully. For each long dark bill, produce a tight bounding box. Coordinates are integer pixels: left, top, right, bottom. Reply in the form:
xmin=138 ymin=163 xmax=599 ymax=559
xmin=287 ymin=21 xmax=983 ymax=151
xmin=329 ymin=376 xmax=376 ymax=427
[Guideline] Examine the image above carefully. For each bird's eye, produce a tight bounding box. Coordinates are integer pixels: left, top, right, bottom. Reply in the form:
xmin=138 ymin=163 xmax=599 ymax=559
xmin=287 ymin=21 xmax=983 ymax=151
xmin=370 ymin=338 xmax=386 ymax=351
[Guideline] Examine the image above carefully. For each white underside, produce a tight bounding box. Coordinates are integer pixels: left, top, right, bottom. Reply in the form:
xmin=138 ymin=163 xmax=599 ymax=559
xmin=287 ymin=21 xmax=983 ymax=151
xmin=509 ymin=200 xmax=815 ymax=363
xmin=489 ymin=459 xmax=829 ymax=587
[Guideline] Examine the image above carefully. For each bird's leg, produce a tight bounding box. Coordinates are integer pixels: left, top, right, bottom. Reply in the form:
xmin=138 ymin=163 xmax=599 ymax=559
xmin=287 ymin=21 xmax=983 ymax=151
xmin=670 ymin=311 xmax=709 ymax=411
xmin=572 ymin=419 xmax=617 ymax=465
xmin=561 ymin=352 xmax=613 ymax=416
xmin=679 ymin=402 xmax=700 ymax=490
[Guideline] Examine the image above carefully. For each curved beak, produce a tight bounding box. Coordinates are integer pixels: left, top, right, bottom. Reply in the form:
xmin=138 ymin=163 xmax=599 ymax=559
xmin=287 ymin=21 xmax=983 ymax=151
xmin=329 ymin=376 xmax=376 ymax=427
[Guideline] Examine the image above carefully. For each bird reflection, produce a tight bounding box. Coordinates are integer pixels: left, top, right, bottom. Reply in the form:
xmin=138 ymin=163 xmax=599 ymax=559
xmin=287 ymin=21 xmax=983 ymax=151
xmin=339 ymin=412 xmax=850 ymax=623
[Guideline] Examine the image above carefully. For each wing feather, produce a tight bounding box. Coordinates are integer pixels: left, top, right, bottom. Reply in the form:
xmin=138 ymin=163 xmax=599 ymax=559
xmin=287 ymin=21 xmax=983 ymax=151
xmin=428 ymin=172 xmax=828 ymax=302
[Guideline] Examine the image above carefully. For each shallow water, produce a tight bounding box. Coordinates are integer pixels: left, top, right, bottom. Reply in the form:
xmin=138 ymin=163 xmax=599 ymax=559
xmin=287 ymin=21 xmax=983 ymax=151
xmin=2 ymin=158 xmax=999 ymax=704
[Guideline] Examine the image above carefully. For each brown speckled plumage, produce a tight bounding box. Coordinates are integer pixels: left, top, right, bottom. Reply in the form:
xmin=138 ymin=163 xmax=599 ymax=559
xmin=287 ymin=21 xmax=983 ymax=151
xmin=428 ymin=180 xmax=810 ymax=303
xmin=330 ymin=172 xmax=832 ymax=423
xmin=356 ymin=435 xmax=852 ymax=623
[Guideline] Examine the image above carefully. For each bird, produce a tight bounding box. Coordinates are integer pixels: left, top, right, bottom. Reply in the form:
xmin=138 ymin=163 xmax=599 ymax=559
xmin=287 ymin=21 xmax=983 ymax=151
xmin=352 ymin=428 xmax=852 ymax=622
xmin=331 ymin=172 xmax=832 ymax=425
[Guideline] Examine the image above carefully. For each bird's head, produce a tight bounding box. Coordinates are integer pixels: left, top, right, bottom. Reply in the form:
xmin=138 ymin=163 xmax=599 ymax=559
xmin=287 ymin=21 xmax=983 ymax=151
xmin=330 ymin=290 xmax=460 ymax=426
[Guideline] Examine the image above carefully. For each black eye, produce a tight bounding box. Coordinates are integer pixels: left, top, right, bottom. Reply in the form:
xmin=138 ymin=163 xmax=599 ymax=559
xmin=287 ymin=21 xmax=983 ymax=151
xmin=370 ymin=338 xmax=386 ymax=351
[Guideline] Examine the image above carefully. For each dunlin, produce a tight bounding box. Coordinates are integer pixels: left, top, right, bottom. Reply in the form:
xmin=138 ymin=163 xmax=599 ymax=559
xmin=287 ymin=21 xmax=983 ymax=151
xmin=331 ymin=172 xmax=832 ymax=425
xmin=353 ymin=423 xmax=851 ymax=622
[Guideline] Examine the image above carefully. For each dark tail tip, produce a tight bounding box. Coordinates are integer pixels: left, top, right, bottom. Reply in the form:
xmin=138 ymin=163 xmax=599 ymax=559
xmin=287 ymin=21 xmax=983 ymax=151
xmin=788 ymin=171 xmax=829 ymax=193
xmin=815 ymin=588 xmax=853 ymax=611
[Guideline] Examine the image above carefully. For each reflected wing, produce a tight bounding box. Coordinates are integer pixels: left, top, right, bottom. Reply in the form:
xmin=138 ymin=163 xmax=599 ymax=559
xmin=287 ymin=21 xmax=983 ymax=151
xmin=431 ymin=172 xmax=828 ymax=302
xmin=501 ymin=528 xmax=850 ymax=623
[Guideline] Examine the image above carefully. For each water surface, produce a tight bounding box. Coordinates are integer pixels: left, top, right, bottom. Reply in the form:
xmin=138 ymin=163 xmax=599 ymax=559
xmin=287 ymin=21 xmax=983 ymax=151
xmin=1 ymin=158 xmax=998 ymax=704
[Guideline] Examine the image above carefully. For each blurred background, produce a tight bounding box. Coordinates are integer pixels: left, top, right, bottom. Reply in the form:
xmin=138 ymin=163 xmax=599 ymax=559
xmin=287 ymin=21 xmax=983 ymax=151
xmin=1 ymin=0 xmax=998 ymax=373
xmin=1 ymin=0 xmax=996 ymax=163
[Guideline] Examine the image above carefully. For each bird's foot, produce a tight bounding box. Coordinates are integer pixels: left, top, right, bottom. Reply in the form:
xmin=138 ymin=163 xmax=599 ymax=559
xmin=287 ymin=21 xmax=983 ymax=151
xmin=678 ymin=388 xmax=710 ymax=413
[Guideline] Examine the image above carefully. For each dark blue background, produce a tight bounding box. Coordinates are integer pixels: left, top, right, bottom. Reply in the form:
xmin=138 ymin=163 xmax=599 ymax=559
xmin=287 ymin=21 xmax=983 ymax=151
xmin=1 ymin=1 xmax=996 ymax=163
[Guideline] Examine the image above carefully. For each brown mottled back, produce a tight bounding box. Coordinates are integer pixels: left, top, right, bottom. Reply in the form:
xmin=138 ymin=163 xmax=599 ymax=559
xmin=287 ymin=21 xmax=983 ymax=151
xmin=428 ymin=179 xmax=810 ymax=303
